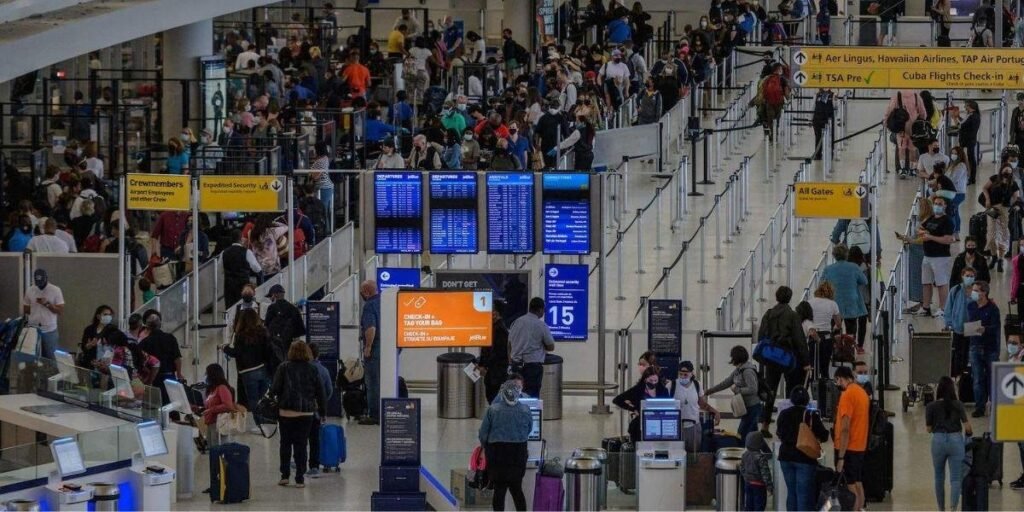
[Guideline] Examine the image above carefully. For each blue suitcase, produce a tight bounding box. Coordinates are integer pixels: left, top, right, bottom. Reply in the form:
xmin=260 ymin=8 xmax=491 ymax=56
xmin=370 ymin=491 xmax=426 ymax=511
xmin=379 ymin=466 xmax=419 ymax=493
xmin=319 ymin=423 xmax=347 ymax=470
xmin=210 ymin=442 xmax=250 ymax=503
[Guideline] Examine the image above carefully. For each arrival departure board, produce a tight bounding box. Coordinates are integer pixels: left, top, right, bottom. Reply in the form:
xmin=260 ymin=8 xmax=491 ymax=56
xmin=429 ymin=172 xmax=478 ymax=254
xmin=374 ymin=172 xmax=423 ymax=254
xmin=542 ymin=173 xmax=591 ymax=254
xmin=486 ymin=173 xmax=535 ymax=254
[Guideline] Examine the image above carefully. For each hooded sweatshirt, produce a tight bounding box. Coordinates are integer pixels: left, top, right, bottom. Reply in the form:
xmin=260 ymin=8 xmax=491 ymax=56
xmin=757 ymin=303 xmax=810 ymax=367
xmin=740 ymin=430 xmax=774 ymax=487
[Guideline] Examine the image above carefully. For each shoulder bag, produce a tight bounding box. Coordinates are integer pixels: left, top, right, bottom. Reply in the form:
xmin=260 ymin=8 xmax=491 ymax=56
xmin=796 ymin=409 xmax=823 ymax=459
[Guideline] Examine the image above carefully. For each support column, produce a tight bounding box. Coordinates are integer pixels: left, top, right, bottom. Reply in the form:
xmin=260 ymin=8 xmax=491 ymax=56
xmin=502 ymin=0 xmax=535 ymax=51
xmin=162 ymin=20 xmax=213 ymax=140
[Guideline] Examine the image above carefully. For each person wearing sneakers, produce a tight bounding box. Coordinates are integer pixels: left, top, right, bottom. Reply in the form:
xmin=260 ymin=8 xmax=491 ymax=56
xmin=944 ymin=266 xmax=978 ymax=377
xmin=966 ymin=280 xmax=1000 ymax=418
xmin=918 ymin=195 xmax=956 ymax=317
xmin=1006 ymin=334 xmax=1024 ymax=490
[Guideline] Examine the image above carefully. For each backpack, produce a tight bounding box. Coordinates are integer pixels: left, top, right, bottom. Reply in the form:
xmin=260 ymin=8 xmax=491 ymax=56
xmin=844 ymin=219 xmax=872 ymax=253
xmin=33 ymin=183 xmax=56 ymax=216
xmin=299 ymin=196 xmax=328 ymax=240
xmin=81 ymin=223 xmax=103 ymax=253
xmin=742 ymin=367 xmax=774 ymax=403
xmin=971 ymin=28 xmax=989 ymax=47
xmin=866 ymin=400 xmax=889 ymax=451
xmin=637 ymin=92 xmax=660 ymax=122
xmin=911 ymin=118 xmax=935 ymax=145
xmin=762 ymin=74 xmax=785 ymax=107
xmin=514 ymin=43 xmax=531 ymax=65
xmin=886 ymin=93 xmax=910 ymax=134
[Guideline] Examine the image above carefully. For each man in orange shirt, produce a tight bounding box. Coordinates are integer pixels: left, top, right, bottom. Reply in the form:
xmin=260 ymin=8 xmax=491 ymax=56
xmin=834 ymin=366 xmax=870 ymax=511
xmin=341 ymin=51 xmax=372 ymax=99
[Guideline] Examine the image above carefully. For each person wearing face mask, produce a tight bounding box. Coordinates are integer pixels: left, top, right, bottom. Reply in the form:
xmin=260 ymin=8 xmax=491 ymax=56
xmin=966 ymin=280 xmax=1001 ymax=417
xmin=506 ymin=122 xmax=531 ymax=170
xmin=194 ymin=128 xmax=221 ymax=174
xmin=917 ymin=138 xmax=949 ymax=182
xmin=221 ymin=229 xmax=261 ymax=309
xmin=673 ymin=360 xmax=720 ymax=452
xmin=551 ymin=116 xmax=595 ymax=170
xmin=441 ymin=129 xmax=463 ymax=170
xmin=959 ymin=100 xmax=982 ymax=183
xmin=23 ymin=269 xmax=64 ymax=359
xmin=707 ymin=345 xmax=764 ymax=442
xmin=460 ymin=129 xmax=481 ymax=170
xmin=374 ymin=138 xmax=407 ymax=169
xmin=613 ymin=366 xmax=672 ymax=442
xmin=981 ymin=163 xmax=1020 ymax=271
xmin=78 ymin=305 xmax=115 ymax=370
xmin=440 ymin=100 xmax=467 ymax=135
xmin=635 ymin=78 xmax=662 ymax=125
xmin=221 ymin=308 xmax=273 ymax=427
xmin=408 ymin=134 xmax=443 ymax=170
xmin=853 ymin=360 xmax=874 ymax=398
xmin=534 ymin=99 xmax=570 ymax=168
xmin=918 ymin=196 xmax=957 ymax=317
xmin=479 ymin=380 xmax=534 ymax=511
xmin=490 ymin=138 xmax=520 ymax=171
xmin=947 ymin=146 xmax=970 ymax=236
xmin=139 ymin=311 xmax=183 ymax=403
xmin=599 ymin=49 xmax=632 ymax=110
xmin=950 ymin=236 xmax=991 ymax=289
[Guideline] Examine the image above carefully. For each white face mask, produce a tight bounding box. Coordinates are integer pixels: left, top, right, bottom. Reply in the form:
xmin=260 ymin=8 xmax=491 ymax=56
xmin=951 ymin=154 xmax=959 ymax=161
xmin=222 ymin=126 xmax=231 ymax=134
xmin=463 ymin=134 xmax=473 ymax=141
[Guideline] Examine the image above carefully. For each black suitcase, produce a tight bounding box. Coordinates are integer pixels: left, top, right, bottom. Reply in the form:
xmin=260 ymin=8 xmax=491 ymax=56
xmin=970 ymin=213 xmax=989 ymax=256
xmin=864 ymin=421 xmax=894 ymax=502
xmin=959 ymin=367 xmax=975 ymax=404
xmin=818 ymin=379 xmax=841 ymax=422
xmin=618 ymin=441 xmax=637 ymax=493
xmin=601 ymin=436 xmax=629 ymax=484
xmin=210 ymin=442 xmax=250 ymax=503
xmin=343 ymin=388 xmax=368 ymax=419
xmin=1005 ymin=313 xmax=1022 ymax=336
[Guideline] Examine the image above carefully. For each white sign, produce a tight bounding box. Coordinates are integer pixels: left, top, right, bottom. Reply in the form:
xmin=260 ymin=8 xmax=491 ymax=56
xmin=1001 ymin=371 xmax=1024 ymax=400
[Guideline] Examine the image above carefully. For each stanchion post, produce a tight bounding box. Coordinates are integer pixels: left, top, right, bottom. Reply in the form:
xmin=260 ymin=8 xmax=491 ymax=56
xmin=714 ymin=198 xmax=723 ymax=259
xmin=655 ymin=188 xmax=664 ymax=250
xmin=786 ymin=187 xmax=794 ymax=289
xmin=681 ymin=242 xmax=690 ymax=310
xmin=636 ymin=209 xmax=645 ymax=274
xmin=698 ymin=218 xmax=708 ymax=284
xmin=615 ymin=232 xmax=626 ymax=300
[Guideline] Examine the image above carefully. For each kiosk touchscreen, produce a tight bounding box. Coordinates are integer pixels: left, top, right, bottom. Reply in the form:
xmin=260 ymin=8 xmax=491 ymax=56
xmin=45 ymin=437 xmax=92 ymax=510
xmin=54 ymin=350 xmax=79 ymax=385
xmin=637 ymin=399 xmax=686 ymax=511
xmin=161 ymin=379 xmax=198 ymax=498
xmin=138 ymin=420 xmax=169 ymax=459
xmin=129 ymin=421 xmax=175 ymax=510
xmin=518 ymin=398 xmax=545 ymax=509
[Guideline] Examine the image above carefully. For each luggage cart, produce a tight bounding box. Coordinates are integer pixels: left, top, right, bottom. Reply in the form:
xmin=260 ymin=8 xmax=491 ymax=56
xmin=901 ymin=324 xmax=952 ymax=412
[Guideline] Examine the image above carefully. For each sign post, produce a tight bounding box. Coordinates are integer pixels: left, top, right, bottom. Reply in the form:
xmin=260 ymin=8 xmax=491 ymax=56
xmin=544 ymin=264 xmax=589 ymax=341
xmin=305 ymin=301 xmax=340 ymax=360
xmin=376 ymin=267 xmax=422 ymax=291
xmin=647 ymin=299 xmax=683 ymax=380
xmin=794 ymin=182 xmax=869 ymax=219
xmin=790 ymin=46 xmax=1024 ymax=90
xmin=992 ymin=363 xmax=1024 ymax=442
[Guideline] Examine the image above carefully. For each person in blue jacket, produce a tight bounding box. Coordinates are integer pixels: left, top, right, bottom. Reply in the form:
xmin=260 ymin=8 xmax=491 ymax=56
xmin=607 ymin=10 xmax=632 ymax=44
xmin=966 ymin=280 xmax=1001 ymax=417
xmin=479 ymin=380 xmax=533 ymax=511
xmin=944 ymin=266 xmax=977 ymax=376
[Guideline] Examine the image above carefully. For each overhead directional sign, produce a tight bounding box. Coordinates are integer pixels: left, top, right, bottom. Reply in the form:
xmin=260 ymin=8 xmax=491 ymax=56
xmin=794 ymin=182 xmax=870 ymax=219
xmin=199 ymin=175 xmax=286 ymax=212
xmin=790 ymin=46 xmax=1024 ymax=89
xmin=992 ymin=363 xmax=1024 ymax=442
xmin=126 ymin=174 xmax=191 ymax=211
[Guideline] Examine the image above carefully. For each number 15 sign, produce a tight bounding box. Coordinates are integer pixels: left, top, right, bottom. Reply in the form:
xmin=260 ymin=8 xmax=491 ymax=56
xmin=544 ymin=264 xmax=589 ymax=341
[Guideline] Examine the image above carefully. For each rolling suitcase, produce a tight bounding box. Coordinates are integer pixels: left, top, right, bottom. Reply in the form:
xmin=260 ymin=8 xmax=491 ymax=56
xmin=970 ymin=212 xmax=989 ymax=256
xmin=343 ymin=387 xmax=368 ymax=419
xmin=532 ymin=473 xmax=564 ymax=511
xmin=371 ymin=491 xmax=426 ymax=511
xmin=209 ymin=442 xmax=250 ymax=503
xmin=863 ymin=421 xmax=894 ymax=502
xmin=959 ymin=367 xmax=975 ymax=404
xmin=685 ymin=452 xmax=715 ymax=507
xmin=618 ymin=441 xmax=637 ymax=493
xmin=319 ymin=423 xmax=347 ymax=471
xmin=601 ymin=435 xmax=629 ymax=484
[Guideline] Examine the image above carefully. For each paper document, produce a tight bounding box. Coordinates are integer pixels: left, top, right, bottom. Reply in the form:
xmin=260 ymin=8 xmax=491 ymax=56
xmin=463 ymin=363 xmax=481 ymax=382
xmin=964 ymin=321 xmax=983 ymax=337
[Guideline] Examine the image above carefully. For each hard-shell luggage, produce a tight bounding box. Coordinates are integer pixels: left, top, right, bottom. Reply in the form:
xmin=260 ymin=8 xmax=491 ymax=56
xmin=371 ymin=491 xmax=426 ymax=511
xmin=618 ymin=441 xmax=638 ymax=493
xmin=959 ymin=367 xmax=975 ymax=404
xmin=966 ymin=433 xmax=1003 ymax=486
xmin=819 ymin=379 xmax=841 ymax=422
xmin=319 ymin=423 xmax=347 ymax=470
xmin=532 ymin=472 xmax=564 ymax=511
xmin=343 ymin=388 xmax=368 ymax=419
xmin=601 ymin=435 xmax=629 ymax=484
xmin=685 ymin=452 xmax=716 ymax=507
xmin=970 ymin=212 xmax=989 ymax=256
xmin=209 ymin=442 xmax=250 ymax=503
xmin=863 ymin=420 xmax=894 ymax=502
xmin=1005 ymin=313 xmax=1022 ymax=336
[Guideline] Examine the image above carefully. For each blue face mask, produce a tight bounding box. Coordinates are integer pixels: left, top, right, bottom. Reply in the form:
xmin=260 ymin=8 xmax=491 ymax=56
xmin=933 ymin=205 xmax=945 ymax=215
xmin=970 ymin=290 xmax=980 ymax=302
xmin=678 ymin=377 xmax=691 ymax=386
xmin=962 ymin=276 xmax=975 ymax=288
xmin=856 ymin=374 xmax=870 ymax=385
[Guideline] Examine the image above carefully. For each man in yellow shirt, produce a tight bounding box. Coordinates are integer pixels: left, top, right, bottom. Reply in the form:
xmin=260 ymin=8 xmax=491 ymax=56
xmin=388 ymin=25 xmax=407 ymax=59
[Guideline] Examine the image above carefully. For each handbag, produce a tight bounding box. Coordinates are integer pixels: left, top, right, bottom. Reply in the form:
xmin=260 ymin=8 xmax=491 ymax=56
xmin=255 ymin=390 xmax=280 ymax=422
xmin=216 ymin=406 xmax=249 ymax=436
xmin=796 ymin=410 xmax=822 ymax=459
xmin=753 ymin=336 xmax=797 ymax=371
xmin=467 ymin=445 xmax=490 ymax=490
xmin=150 ymin=259 xmax=174 ymax=288
xmin=818 ymin=473 xmax=856 ymax=511
xmin=730 ymin=393 xmax=747 ymax=417
xmin=343 ymin=358 xmax=365 ymax=383
xmin=832 ymin=334 xmax=857 ymax=364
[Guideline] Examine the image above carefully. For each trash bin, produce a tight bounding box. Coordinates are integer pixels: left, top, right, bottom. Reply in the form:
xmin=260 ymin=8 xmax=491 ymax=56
xmin=564 ymin=457 xmax=602 ymax=511
xmin=89 ymin=482 xmax=120 ymax=511
xmin=4 ymin=500 xmax=39 ymax=512
xmin=715 ymin=448 xmax=745 ymax=512
xmin=474 ymin=376 xmax=488 ymax=419
xmin=437 ymin=353 xmax=477 ymax=419
xmin=572 ymin=448 xmax=608 ymax=510
xmin=539 ymin=354 xmax=563 ymax=420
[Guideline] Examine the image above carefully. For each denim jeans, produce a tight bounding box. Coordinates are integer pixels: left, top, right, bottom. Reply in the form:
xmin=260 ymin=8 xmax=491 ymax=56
xmin=318 ymin=187 xmax=334 ymax=231
xmin=969 ymin=347 xmax=999 ymax=413
xmin=739 ymin=403 xmax=763 ymax=443
xmin=931 ymin=432 xmax=965 ymax=511
xmin=37 ymin=329 xmax=59 ymax=360
xmin=365 ymin=350 xmax=381 ymax=420
xmin=240 ymin=367 xmax=271 ymax=424
xmin=521 ymin=363 xmax=544 ymax=398
xmin=780 ymin=460 xmax=818 ymax=512
xmin=951 ymin=193 xmax=965 ymax=234
xmin=279 ymin=415 xmax=314 ymax=483
xmin=743 ymin=482 xmax=767 ymax=511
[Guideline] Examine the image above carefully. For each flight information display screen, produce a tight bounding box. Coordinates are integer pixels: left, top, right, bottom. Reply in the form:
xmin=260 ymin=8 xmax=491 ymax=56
xmin=430 ymin=172 xmax=478 ymax=254
xmin=375 ymin=172 xmax=423 ymax=253
xmin=542 ymin=173 xmax=590 ymax=254
xmin=486 ymin=173 xmax=535 ymax=254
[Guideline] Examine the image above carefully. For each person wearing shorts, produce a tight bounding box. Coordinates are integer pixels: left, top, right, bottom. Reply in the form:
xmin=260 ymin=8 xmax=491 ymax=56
xmin=834 ymin=366 xmax=870 ymax=511
xmin=919 ymin=195 xmax=956 ymax=317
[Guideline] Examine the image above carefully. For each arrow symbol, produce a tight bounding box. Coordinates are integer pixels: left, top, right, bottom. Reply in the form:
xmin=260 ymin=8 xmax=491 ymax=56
xmin=855 ymin=186 xmax=867 ymax=198
xmin=270 ymin=179 xmax=282 ymax=191
xmin=795 ymin=51 xmax=807 ymax=65
xmin=1007 ymin=375 xmax=1024 ymax=395
xmin=794 ymin=71 xmax=807 ymax=85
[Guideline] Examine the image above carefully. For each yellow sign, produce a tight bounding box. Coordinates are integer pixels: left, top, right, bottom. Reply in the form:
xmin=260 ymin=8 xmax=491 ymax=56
xmin=794 ymin=182 xmax=869 ymax=219
xmin=790 ymin=47 xmax=1024 ymax=89
xmin=993 ymin=363 xmax=1024 ymax=442
xmin=125 ymin=174 xmax=191 ymax=211
xmin=198 ymin=176 xmax=286 ymax=212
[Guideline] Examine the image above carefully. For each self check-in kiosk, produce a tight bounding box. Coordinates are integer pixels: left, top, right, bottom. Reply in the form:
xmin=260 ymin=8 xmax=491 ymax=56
xmin=45 ymin=437 xmax=93 ymax=510
xmin=519 ymin=398 xmax=545 ymax=507
xmin=162 ymin=379 xmax=198 ymax=499
xmin=637 ymin=399 xmax=686 ymax=511
xmin=128 ymin=420 xmax=175 ymax=510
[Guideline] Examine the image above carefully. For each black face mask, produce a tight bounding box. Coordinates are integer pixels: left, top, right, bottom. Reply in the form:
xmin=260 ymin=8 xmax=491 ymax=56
xmin=645 ymin=381 xmax=657 ymax=390
xmin=966 ymin=247 xmax=977 ymax=254
xmin=242 ymin=295 xmax=254 ymax=303
xmin=931 ymin=147 xmax=940 ymax=154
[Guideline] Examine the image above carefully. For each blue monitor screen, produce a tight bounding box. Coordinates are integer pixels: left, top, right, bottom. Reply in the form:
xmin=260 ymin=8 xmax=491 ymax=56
xmin=642 ymin=408 xmax=681 ymax=442
xmin=486 ymin=173 xmax=535 ymax=254
xmin=542 ymin=173 xmax=590 ymax=254
xmin=430 ymin=173 xmax=478 ymax=254
xmin=375 ymin=172 xmax=423 ymax=253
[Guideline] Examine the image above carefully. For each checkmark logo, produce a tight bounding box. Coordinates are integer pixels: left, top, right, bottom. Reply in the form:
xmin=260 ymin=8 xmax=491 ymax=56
xmin=864 ymin=70 xmax=876 ymax=85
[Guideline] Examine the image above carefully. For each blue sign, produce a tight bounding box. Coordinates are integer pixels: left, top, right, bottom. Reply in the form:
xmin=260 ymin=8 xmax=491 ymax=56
xmin=429 ymin=172 xmax=478 ymax=254
xmin=381 ymin=398 xmax=421 ymax=467
xmin=542 ymin=173 xmax=591 ymax=255
xmin=377 ymin=267 xmax=421 ymax=291
xmin=305 ymin=302 xmax=341 ymax=359
xmin=374 ymin=172 xmax=423 ymax=254
xmin=486 ymin=173 xmax=535 ymax=254
xmin=544 ymin=263 xmax=589 ymax=341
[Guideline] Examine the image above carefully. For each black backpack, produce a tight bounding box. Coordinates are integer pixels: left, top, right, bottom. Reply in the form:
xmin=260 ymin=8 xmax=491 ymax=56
xmin=866 ymin=400 xmax=889 ymax=451
xmin=886 ymin=93 xmax=910 ymax=134
xmin=743 ymin=367 xmax=774 ymax=403
xmin=298 ymin=195 xmax=328 ymax=240
xmin=32 ymin=183 xmax=54 ymax=217
xmin=911 ymin=118 xmax=934 ymax=145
